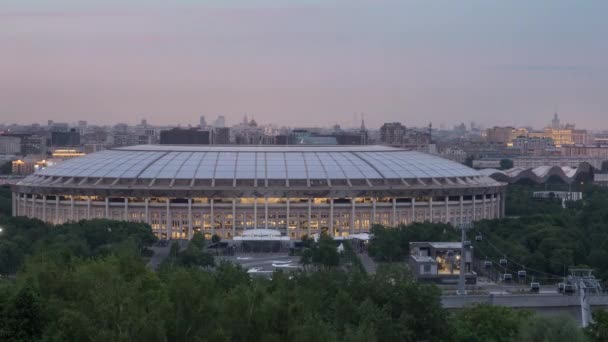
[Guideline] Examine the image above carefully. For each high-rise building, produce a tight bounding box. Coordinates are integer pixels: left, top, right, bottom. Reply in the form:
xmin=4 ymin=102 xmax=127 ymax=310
xmin=51 ymin=129 xmax=80 ymax=147
xmin=380 ymin=122 xmax=407 ymax=145
xmin=551 ymin=113 xmax=561 ymax=129
xmin=199 ymin=115 xmax=207 ymax=128
xmin=0 ymin=136 xmax=21 ymax=155
xmin=214 ymin=127 xmax=231 ymax=144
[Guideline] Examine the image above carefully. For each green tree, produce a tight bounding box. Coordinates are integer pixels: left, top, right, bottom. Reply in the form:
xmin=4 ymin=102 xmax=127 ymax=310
xmin=0 ymin=286 xmax=45 ymax=342
xmin=516 ymin=314 xmax=587 ymax=342
xmin=452 ymin=304 xmax=529 ymax=342
xmin=586 ymin=309 xmax=608 ymax=342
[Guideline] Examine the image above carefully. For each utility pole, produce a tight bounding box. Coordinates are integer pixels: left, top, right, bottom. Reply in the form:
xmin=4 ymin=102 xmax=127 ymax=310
xmin=458 ymin=222 xmax=473 ymax=295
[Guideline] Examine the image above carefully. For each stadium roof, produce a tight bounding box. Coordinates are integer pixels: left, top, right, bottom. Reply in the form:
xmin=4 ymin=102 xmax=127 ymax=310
xmin=36 ymin=145 xmax=481 ymax=182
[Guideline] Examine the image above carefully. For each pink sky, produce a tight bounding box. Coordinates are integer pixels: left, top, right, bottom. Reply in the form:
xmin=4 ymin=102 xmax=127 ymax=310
xmin=1 ymin=1 xmax=607 ymax=129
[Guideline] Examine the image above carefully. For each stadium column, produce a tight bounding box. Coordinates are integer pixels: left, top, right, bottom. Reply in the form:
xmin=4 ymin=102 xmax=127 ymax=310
xmin=307 ymin=198 xmax=312 ymax=237
xmin=501 ymin=192 xmax=506 ymax=217
xmin=253 ymin=197 xmax=258 ymax=229
xmin=286 ymin=198 xmax=291 ymax=237
xmin=69 ymin=197 xmax=74 ymax=222
xmin=490 ymin=194 xmax=495 ymax=218
xmin=11 ymin=192 xmax=16 ymax=216
xmin=411 ymin=198 xmax=416 ymax=222
xmin=87 ymin=196 xmax=91 ymax=219
xmin=472 ymin=196 xmax=476 ymax=221
xmin=232 ymin=199 xmax=236 ymax=237
xmin=459 ymin=195 xmax=464 ymax=225
xmin=264 ymin=195 xmax=269 ymax=229
xmin=42 ymin=195 xmax=46 ymax=221
xmin=429 ymin=197 xmax=433 ymax=223
xmin=124 ymin=197 xmax=128 ymax=221
xmin=145 ymin=198 xmax=150 ymax=224
xmin=391 ymin=198 xmax=396 ymax=227
xmin=482 ymin=195 xmax=487 ymax=219
xmin=188 ymin=198 xmax=193 ymax=240
xmin=31 ymin=194 xmax=36 ymax=217
xmin=166 ymin=198 xmax=171 ymax=239
xmin=105 ymin=197 xmax=109 ymax=218
xmin=210 ymin=199 xmax=215 ymax=236
xmin=31 ymin=195 xmax=35 ymax=218
xmin=351 ymin=198 xmax=356 ymax=235
xmin=55 ymin=196 xmax=59 ymax=224
xmin=445 ymin=196 xmax=450 ymax=224
xmin=329 ymin=198 xmax=334 ymax=237
xmin=371 ymin=198 xmax=376 ymax=225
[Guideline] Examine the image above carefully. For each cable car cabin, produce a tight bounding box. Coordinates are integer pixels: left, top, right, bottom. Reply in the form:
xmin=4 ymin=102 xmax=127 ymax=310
xmin=484 ymin=261 xmax=492 ymax=268
xmin=557 ymin=283 xmax=565 ymax=293
xmin=530 ymin=282 xmax=540 ymax=293
xmin=499 ymin=259 xmax=507 ymax=267
xmin=564 ymin=284 xmax=576 ymax=295
xmin=517 ymin=270 xmax=527 ymax=278
xmin=463 ymin=240 xmax=471 ymax=248
xmin=475 ymin=234 xmax=482 ymax=241
xmin=503 ymin=273 xmax=513 ymax=282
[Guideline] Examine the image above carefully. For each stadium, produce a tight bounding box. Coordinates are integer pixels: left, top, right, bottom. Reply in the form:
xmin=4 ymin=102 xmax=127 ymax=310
xmin=11 ymin=145 xmax=506 ymax=240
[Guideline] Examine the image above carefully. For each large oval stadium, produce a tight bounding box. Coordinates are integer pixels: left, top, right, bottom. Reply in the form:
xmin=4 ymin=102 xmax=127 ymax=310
xmin=11 ymin=145 xmax=506 ymax=240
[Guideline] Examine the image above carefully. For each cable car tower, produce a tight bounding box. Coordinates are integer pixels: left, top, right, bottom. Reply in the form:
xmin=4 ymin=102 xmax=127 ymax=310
xmin=569 ymin=269 xmax=603 ymax=327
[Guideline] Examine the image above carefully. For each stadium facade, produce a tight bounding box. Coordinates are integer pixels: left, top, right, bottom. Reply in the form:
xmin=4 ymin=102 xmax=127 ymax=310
xmin=11 ymin=145 xmax=507 ymax=240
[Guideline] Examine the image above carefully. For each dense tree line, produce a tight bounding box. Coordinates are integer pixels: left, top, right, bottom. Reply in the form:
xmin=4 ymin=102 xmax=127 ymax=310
xmin=476 ymin=185 xmax=608 ymax=281
xmin=0 ymin=186 xmax=607 ymax=340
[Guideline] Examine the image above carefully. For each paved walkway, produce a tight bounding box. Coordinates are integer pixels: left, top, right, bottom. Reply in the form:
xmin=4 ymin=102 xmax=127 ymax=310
xmin=357 ymin=253 xmax=377 ymax=275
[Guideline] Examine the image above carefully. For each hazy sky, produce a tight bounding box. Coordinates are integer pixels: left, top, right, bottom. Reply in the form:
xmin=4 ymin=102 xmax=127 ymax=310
xmin=1 ymin=0 xmax=607 ymax=129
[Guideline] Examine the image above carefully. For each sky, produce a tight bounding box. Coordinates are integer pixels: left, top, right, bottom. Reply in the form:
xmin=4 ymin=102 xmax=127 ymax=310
xmin=1 ymin=0 xmax=607 ymax=129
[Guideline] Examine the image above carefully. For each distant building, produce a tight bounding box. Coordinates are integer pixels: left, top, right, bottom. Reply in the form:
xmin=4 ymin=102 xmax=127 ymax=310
xmin=199 ymin=115 xmax=207 ymax=128
xmin=486 ymin=126 xmax=514 ymax=144
xmin=562 ymin=145 xmax=608 ymax=159
xmin=409 ymin=242 xmax=476 ymax=285
xmin=214 ymin=127 xmax=231 ymax=144
xmin=379 ymin=122 xmax=406 ymax=145
xmin=51 ymin=129 xmax=80 ymax=147
xmin=0 ymin=136 xmax=21 ymax=155
xmin=214 ymin=116 xmax=226 ymax=128
xmin=594 ymin=173 xmax=608 ymax=187
xmin=160 ymin=128 xmax=211 ymax=145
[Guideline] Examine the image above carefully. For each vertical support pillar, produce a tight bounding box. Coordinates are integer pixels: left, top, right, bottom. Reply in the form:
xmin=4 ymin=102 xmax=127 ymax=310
xmin=445 ymin=196 xmax=450 ymax=224
xmin=232 ymin=199 xmax=236 ymax=238
xmin=253 ymin=197 xmax=258 ymax=228
xmin=472 ymin=195 xmax=476 ymax=221
xmin=31 ymin=195 xmax=36 ymax=218
xmin=210 ymin=199 xmax=215 ymax=236
xmin=188 ymin=198 xmax=193 ymax=239
xmin=459 ymin=195 xmax=464 ymax=225
xmin=329 ymin=198 xmax=334 ymax=237
xmin=42 ymin=195 xmax=47 ymax=221
xmin=55 ymin=196 xmax=59 ymax=224
xmin=482 ymin=195 xmax=487 ymax=219
xmin=411 ymin=198 xmax=416 ymax=222
xmin=351 ymin=198 xmax=356 ymax=235
xmin=105 ymin=197 xmax=109 ymax=218
xmin=391 ymin=198 xmax=396 ymax=227
xmin=429 ymin=197 xmax=433 ymax=223
xmin=307 ymin=198 xmax=312 ymax=237
xmin=124 ymin=197 xmax=128 ymax=221
xmin=286 ymin=198 xmax=291 ymax=237
xmin=145 ymin=198 xmax=150 ymax=224
xmin=264 ymin=196 xmax=269 ymax=229
xmin=70 ymin=197 xmax=74 ymax=222
xmin=372 ymin=198 xmax=376 ymax=225
xmin=87 ymin=197 xmax=91 ymax=219
xmin=166 ymin=198 xmax=171 ymax=239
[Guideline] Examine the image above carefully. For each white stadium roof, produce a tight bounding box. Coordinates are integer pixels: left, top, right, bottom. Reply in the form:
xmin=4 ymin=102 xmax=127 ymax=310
xmin=37 ymin=145 xmax=481 ymax=182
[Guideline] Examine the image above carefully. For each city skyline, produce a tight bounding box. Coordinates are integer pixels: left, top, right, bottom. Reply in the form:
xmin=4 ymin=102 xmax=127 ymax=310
xmin=1 ymin=1 xmax=608 ymax=128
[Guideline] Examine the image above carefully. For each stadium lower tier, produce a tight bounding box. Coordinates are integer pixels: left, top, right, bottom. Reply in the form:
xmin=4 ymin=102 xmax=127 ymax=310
xmin=12 ymin=193 xmax=505 ymax=240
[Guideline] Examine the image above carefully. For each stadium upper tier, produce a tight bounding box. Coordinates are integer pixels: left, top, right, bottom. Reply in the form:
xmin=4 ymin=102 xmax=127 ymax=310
xmin=25 ymin=145 xmax=486 ymax=187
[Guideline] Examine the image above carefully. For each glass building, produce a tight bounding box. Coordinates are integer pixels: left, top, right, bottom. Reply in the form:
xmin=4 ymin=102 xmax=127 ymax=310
xmin=11 ymin=145 xmax=507 ymax=240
